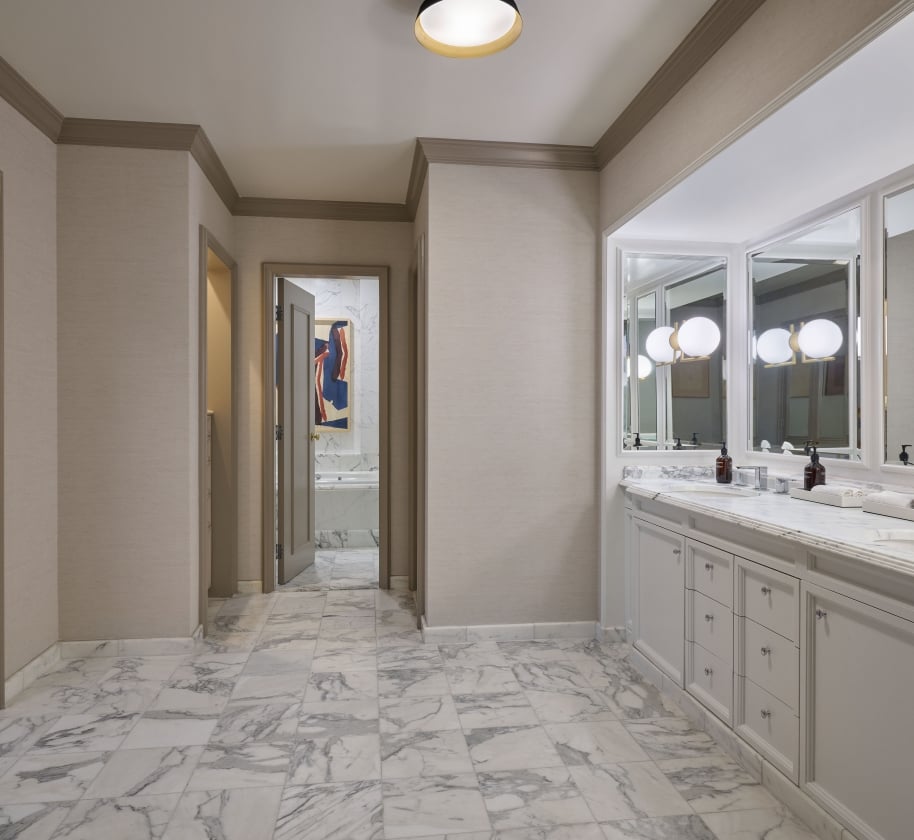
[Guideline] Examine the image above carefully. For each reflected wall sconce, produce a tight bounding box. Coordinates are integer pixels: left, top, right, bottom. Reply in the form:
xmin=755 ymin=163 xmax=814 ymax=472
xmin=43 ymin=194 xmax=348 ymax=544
xmin=645 ymin=317 xmax=721 ymax=366
xmin=626 ymin=354 xmax=654 ymax=381
xmin=755 ymin=319 xmax=843 ymax=367
xmin=415 ymin=0 xmax=523 ymax=58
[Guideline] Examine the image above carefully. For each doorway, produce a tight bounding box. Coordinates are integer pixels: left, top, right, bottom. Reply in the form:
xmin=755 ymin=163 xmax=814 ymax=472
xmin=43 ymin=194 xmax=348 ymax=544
xmin=198 ymin=228 xmax=239 ymax=632
xmin=262 ymin=263 xmax=391 ymax=593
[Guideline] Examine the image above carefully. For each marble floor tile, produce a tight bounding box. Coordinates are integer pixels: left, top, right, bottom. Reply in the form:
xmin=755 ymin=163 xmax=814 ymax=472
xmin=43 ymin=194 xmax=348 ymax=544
xmin=84 ymin=746 xmax=203 ymax=798
xmin=0 ymin=715 xmax=57 ymax=759
xmin=5 ymin=684 xmax=95 ymax=716
xmin=29 ymin=712 xmax=139 ymax=754
xmin=376 ymin=625 xmax=426 ymax=647
xmin=0 ymin=801 xmax=73 ymax=839
xmin=217 ymin=595 xmax=275 ymax=616
xmin=379 ymin=668 xmax=450 ymax=698
xmin=622 ymin=719 xmax=724 ymax=760
xmin=209 ymin=699 xmax=301 ymax=747
xmin=254 ymin=629 xmax=319 ymax=652
xmin=381 ymin=730 xmax=474 ymax=779
xmin=229 ymin=673 xmax=308 ymax=703
xmin=511 ymin=662 xmax=593 ymax=695
xmin=274 ymin=781 xmax=383 ymax=840
xmin=380 ymin=696 xmax=461 ymax=734
xmin=288 ymin=734 xmax=381 ymax=784
xmin=376 ymin=646 xmax=443 ymax=671
xmin=592 ymin=675 xmax=683 ymax=721
xmin=305 ymin=670 xmax=378 ymax=702
xmin=299 ymin=699 xmax=380 ymax=738
xmin=600 ymin=815 xmax=718 ymax=840
xmin=701 ymin=806 xmax=824 ymax=839
xmin=383 ymin=774 xmax=492 ymax=839
xmin=497 ymin=826 xmax=606 ymax=840
xmin=121 ymin=711 xmax=218 ymax=749
xmin=656 ymin=756 xmax=779 ymax=814
xmin=465 ymin=726 xmax=563 ymax=772
xmin=568 ymin=762 xmax=693 ymax=822
xmin=319 ymin=617 xmax=379 ymax=643
xmin=439 ymin=642 xmax=509 ymax=668
xmin=162 ymin=787 xmax=283 ymax=840
xmin=99 ymin=656 xmax=188 ymax=684
xmin=0 ymin=752 xmax=108 ymax=804
xmin=195 ymin=632 xmax=258 ymax=654
xmin=524 ymin=687 xmax=618 ymax=724
xmin=312 ymin=645 xmax=378 ymax=672
xmin=210 ymin=613 xmax=268 ymax=635
xmin=52 ymin=793 xmax=179 ymax=839
xmin=185 ymin=743 xmax=290 ymax=790
xmin=445 ymin=665 xmax=522 ymax=695
xmin=263 ymin=613 xmax=324 ymax=634
xmin=478 ymin=766 xmax=593 ymax=831
xmin=268 ymin=592 xmax=327 ymax=615
xmin=453 ymin=692 xmax=540 ymax=730
xmin=545 ymin=721 xmax=650 ymax=766
xmin=241 ymin=648 xmax=312 ymax=676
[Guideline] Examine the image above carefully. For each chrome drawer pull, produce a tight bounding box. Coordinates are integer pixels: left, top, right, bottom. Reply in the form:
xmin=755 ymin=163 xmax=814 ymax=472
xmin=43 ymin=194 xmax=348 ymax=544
xmin=760 ymin=709 xmax=772 ymax=719
xmin=761 ymin=586 xmax=772 ymax=596
xmin=815 ymin=608 xmax=828 ymax=620
xmin=704 ymin=666 xmax=713 ymax=676
xmin=704 ymin=563 xmax=713 ymax=571
xmin=760 ymin=646 xmax=771 ymax=656
xmin=673 ymin=549 xmax=681 ymax=555
xmin=705 ymin=614 xmax=714 ymax=622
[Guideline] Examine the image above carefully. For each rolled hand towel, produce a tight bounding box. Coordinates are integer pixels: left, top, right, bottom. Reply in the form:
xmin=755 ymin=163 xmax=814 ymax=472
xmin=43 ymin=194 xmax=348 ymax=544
xmin=866 ymin=490 xmax=914 ymax=509
xmin=810 ymin=486 xmax=863 ymax=497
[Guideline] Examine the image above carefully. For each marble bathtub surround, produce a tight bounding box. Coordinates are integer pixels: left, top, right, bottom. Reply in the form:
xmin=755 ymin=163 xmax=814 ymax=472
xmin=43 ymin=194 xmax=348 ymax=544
xmin=0 ymin=547 xmax=829 ymax=840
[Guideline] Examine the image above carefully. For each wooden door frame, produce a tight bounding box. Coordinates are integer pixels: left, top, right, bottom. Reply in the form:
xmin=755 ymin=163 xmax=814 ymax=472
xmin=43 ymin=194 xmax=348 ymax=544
xmin=198 ymin=226 xmax=240 ymax=631
xmin=0 ymin=171 xmax=6 ymax=707
xmin=262 ymin=263 xmax=391 ymax=593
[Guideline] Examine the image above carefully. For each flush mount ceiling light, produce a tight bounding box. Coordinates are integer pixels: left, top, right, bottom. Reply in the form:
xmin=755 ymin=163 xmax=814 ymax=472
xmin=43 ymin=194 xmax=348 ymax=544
xmin=415 ymin=0 xmax=523 ymax=58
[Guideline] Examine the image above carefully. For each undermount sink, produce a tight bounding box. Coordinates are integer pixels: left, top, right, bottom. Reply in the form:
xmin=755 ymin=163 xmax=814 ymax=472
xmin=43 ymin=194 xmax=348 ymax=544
xmin=661 ymin=484 xmax=760 ymax=498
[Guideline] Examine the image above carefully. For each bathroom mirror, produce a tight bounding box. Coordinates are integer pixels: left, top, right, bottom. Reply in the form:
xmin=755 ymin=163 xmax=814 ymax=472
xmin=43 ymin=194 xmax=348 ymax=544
xmin=749 ymin=207 xmax=861 ymax=460
xmin=622 ymin=253 xmax=727 ymax=451
xmin=884 ymin=185 xmax=914 ymax=466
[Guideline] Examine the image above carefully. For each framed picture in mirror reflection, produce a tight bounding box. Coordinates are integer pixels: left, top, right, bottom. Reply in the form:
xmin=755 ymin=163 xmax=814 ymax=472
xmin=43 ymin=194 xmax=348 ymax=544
xmin=671 ymin=359 xmax=710 ymax=398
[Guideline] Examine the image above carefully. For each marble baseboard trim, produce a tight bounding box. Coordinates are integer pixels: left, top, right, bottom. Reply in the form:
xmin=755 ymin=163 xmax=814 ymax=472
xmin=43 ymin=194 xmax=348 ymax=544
xmin=4 ymin=643 xmax=61 ymax=702
xmin=762 ymin=761 xmax=845 ymax=840
xmin=420 ymin=617 xmax=597 ymax=644
xmin=236 ymin=580 xmax=263 ymax=595
xmin=60 ymin=635 xmax=198 ymax=659
xmin=595 ymin=624 xmax=627 ymax=643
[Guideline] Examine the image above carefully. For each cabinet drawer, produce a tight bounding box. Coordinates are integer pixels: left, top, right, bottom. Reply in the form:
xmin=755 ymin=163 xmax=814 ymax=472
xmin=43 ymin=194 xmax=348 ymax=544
xmin=688 ymin=590 xmax=732 ymax=664
xmin=737 ymin=560 xmax=798 ymax=642
xmin=687 ymin=541 xmax=733 ymax=607
xmin=687 ymin=641 xmax=732 ymax=724
xmin=737 ymin=675 xmax=798 ymax=780
xmin=739 ymin=618 xmax=798 ymax=710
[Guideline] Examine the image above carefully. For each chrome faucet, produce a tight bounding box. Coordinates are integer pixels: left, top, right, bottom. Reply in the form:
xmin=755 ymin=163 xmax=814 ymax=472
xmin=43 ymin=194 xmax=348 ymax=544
xmin=735 ymin=465 xmax=768 ymax=490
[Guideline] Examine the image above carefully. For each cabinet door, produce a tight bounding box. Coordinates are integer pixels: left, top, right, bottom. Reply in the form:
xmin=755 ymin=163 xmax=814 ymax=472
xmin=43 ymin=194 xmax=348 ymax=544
xmin=803 ymin=584 xmax=914 ymax=840
xmin=633 ymin=518 xmax=685 ymax=686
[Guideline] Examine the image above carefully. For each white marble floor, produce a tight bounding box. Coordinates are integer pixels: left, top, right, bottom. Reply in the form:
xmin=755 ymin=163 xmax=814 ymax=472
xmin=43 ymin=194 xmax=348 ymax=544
xmin=280 ymin=549 xmax=379 ymax=591
xmin=0 ymin=584 xmax=825 ymax=839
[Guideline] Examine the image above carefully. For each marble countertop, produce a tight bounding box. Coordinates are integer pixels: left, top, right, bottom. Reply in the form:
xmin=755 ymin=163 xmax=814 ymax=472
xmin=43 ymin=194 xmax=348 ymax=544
xmin=621 ymin=473 xmax=914 ymax=580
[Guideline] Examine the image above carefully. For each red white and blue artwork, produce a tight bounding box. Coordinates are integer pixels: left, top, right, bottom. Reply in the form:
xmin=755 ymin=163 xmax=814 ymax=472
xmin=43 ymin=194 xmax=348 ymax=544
xmin=314 ymin=319 xmax=352 ymax=431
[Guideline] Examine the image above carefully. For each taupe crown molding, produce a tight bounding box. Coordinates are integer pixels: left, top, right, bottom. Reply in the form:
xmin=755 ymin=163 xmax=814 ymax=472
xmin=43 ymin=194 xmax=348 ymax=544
xmin=234 ymin=197 xmax=410 ymax=224
xmin=594 ymin=0 xmax=767 ymax=168
xmin=0 ymin=55 xmax=64 ymax=141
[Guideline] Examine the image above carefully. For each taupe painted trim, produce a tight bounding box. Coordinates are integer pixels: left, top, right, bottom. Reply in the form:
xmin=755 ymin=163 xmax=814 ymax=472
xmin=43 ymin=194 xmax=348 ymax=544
xmin=190 ymin=130 xmax=240 ymax=211
xmin=261 ymin=263 xmax=393 ymax=593
xmin=235 ymin=197 xmax=409 ymax=223
xmin=418 ymin=137 xmax=598 ymax=171
xmin=0 ymin=56 xmax=63 ymax=141
xmin=405 ymin=142 xmax=430 ymax=221
xmin=0 ymin=171 xmax=5 ymax=707
xmin=198 ymin=227 xmax=240 ymax=630
xmin=594 ymin=0 xmax=768 ymax=169
xmin=604 ymin=0 xmax=914 ymax=235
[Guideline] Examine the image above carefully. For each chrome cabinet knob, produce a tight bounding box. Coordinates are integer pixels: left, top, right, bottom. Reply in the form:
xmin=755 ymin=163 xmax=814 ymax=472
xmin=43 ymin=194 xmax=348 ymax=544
xmin=704 ymin=563 xmax=713 ymax=572
xmin=760 ymin=646 xmax=771 ymax=656
xmin=761 ymin=586 xmax=772 ymax=596
xmin=815 ymin=608 xmax=828 ymax=620
xmin=673 ymin=549 xmax=681 ymax=555
xmin=705 ymin=614 xmax=714 ymax=622
xmin=704 ymin=666 xmax=713 ymax=676
xmin=760 ymin=709 xmax=772 ymax=719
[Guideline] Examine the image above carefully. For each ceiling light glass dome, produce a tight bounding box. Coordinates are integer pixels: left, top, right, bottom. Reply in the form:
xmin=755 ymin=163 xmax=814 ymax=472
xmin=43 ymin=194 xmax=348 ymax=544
xmin=416 ymin=0 xmax=523 ymax=58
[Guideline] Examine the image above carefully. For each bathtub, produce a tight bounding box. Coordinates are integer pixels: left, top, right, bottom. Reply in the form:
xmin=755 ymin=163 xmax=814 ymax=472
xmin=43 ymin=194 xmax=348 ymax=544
xmin=315 ymin=470 xmax=379 ymax=548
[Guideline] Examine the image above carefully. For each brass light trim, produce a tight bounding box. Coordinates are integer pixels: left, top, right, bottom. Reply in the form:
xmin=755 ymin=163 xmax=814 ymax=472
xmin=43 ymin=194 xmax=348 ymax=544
xmin=415 ymin=0 xmax=523 ymax=59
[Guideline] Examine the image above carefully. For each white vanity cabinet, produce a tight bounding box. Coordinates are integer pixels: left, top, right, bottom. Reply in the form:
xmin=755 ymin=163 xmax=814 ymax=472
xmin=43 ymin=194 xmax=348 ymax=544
xmin=802 ymin=583 xmax=914 ymax=840
xmin=630 ymin=516 xmax=685 ymax=686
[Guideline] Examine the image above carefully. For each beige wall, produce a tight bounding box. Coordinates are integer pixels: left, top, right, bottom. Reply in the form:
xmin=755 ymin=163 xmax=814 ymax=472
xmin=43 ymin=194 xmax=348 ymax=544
xmin=425 ymin=164 xmax=600 ymax=627
xmin=58 ymin=145 xmax=198 ymax=640
xmin=0 ymin=98 xmax=58 ymax=677
xmin=234 ymin=216 xmax=413 ymax=582
xmin=600 ymin=0 xmax=905 ymax=232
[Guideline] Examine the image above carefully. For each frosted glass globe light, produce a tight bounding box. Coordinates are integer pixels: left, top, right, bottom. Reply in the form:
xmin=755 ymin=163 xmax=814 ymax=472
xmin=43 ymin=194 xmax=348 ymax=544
xmin=756 ymin=328 xmax=794 ymax=365
xmin=625 ymin=355 xmax=653 ymax=380
xmin=645 ymin=326 xmax=676 ymax=363
xmin=416 ymin=0 xmax=522 ymax=57
xmin=677 ymin=317 xmax=721 ymax=357
xmin=798 ymin=319 xmax=843 ymax=359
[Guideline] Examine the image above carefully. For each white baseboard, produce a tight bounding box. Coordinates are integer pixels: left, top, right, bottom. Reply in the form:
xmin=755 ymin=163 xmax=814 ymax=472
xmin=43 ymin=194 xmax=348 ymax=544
xmin=420 ymin=616 xmax=598 ymax=644
xmin=60 ymin=635 xmax=199 ymax=659
xmin=236 ymin=580 xmax=263 ymax=595
xmin=4 ymin=643 xmax=61 ymax=703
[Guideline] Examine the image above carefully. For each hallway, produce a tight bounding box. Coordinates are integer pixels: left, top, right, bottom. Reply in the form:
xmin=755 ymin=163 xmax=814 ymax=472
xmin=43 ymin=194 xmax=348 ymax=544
xmin=0 ymin=586 xmax=822 ymax=839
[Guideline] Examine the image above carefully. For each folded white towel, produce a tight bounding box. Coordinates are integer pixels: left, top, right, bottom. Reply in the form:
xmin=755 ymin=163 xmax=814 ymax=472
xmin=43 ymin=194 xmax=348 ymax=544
xmin=810 ymin=485 xmax=864 ymax=498
xmin=866 ymin=490 xmax=914 ymax=509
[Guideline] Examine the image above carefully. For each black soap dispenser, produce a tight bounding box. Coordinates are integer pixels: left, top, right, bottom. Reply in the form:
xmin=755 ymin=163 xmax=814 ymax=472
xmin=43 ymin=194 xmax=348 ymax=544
xmin=804 ymin=446 xmax=826 ymax=490
xmin=900 ymin=444 xmax=911 ymax=466
xmin=716 ymin=442 xmax=733 ymax=484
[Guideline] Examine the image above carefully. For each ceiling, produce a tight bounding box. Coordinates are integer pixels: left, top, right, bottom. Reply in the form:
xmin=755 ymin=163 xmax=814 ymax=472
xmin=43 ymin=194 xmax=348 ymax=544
xmin=615 ymin=9 xmax=914 ymax=244
xmin=0 ymin=0 xmax=715 ymax=203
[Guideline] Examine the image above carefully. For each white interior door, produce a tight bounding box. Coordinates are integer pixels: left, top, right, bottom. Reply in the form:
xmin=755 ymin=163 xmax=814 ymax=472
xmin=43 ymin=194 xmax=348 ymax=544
xmin=277 ymin=279 xmax=316 ymax=584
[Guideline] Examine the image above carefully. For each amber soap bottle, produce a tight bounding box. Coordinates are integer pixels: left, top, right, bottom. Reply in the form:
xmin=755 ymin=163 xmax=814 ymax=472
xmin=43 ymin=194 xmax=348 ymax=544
xmin=716 ymin=443 xmax=733 ymax=484
xmin=804 ymin=446 xmax=826 ymax=490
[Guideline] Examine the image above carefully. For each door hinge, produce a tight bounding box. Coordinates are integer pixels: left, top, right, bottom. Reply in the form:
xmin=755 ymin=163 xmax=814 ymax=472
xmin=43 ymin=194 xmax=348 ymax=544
xmin=275 ymin=543 xmax=284 ymax=560
xmin=275 ymin=424 xmax=284 ymax=441
xmin=275 ymin=304 xmax=283 ymax=322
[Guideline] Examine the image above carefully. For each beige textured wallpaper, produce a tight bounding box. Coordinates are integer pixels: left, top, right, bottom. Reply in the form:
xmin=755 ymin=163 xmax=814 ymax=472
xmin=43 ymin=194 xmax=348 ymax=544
xmin=600 ymin=0 xmax=903 ymax=232
xmin=58 ymin=146 xmax=197 ymax=640
xmin=425 ymin=164 xmax=600 ymax=627
xmin=233 ymin=216 xmax=413 ymax=583
xmin=0 ymin=98 xmax=59 ymax=677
